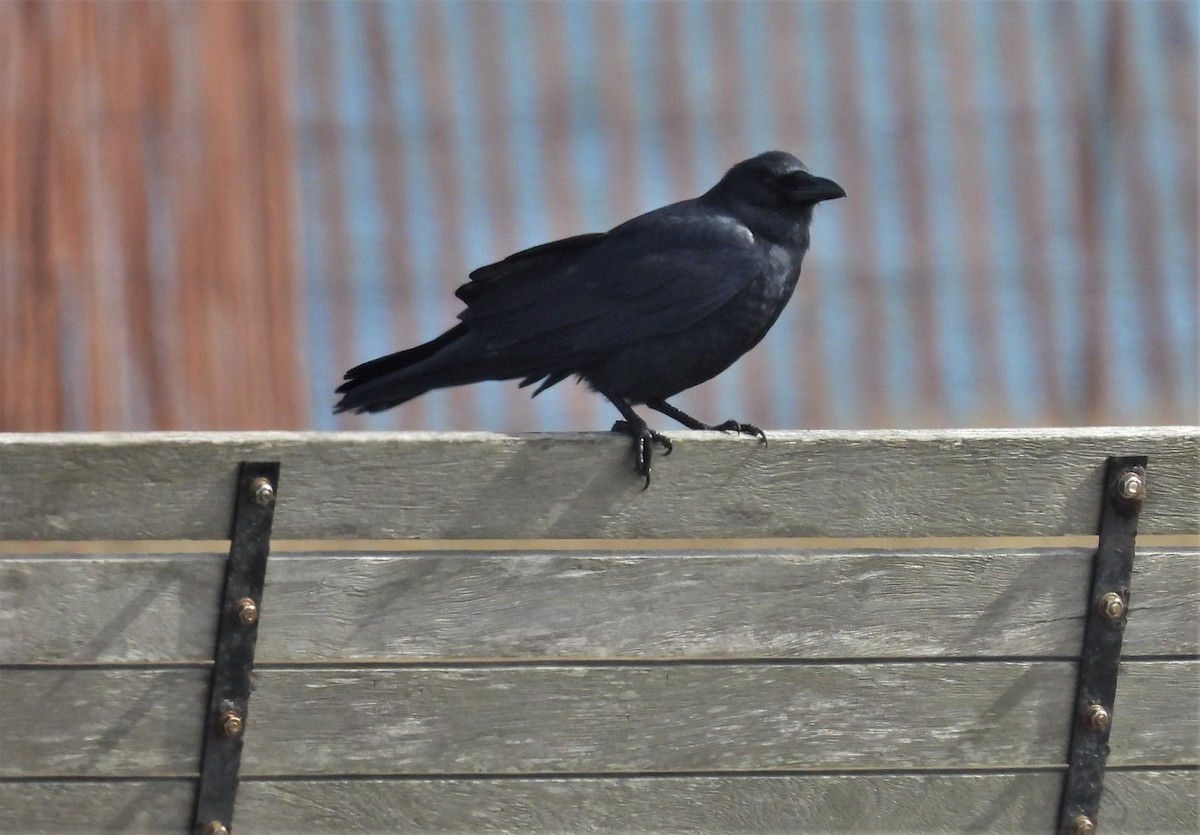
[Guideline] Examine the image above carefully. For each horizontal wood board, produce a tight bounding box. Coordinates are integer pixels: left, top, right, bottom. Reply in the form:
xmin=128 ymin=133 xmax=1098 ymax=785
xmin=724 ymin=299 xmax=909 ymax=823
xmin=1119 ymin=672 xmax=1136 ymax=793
xmin=5 ymin=662 xmax=1194 ymax=777
xmin=1 ymin=428 xmax=1196 ymax=540
xmin=1 ymin=771 xmax=1195 ymax=833
xmin=2 ymin=547 xmax=1196 ymax=664
xmin=1 ymin=667 xmax=210 ymax=777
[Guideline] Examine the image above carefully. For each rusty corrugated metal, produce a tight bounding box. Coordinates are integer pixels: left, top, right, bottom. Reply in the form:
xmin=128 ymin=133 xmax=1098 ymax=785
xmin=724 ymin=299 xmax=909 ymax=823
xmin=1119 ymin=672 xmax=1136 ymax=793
xmin=2 ymin=0 xmax=1196 ymax=432
xmin=0 ymin=0 xmax=303 ymax=430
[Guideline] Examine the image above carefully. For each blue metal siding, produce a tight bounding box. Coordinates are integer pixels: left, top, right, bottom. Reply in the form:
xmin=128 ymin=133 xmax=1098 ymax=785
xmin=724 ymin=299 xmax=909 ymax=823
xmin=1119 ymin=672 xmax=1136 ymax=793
xmin=292 ymin=0 xmax=1197 ymax=432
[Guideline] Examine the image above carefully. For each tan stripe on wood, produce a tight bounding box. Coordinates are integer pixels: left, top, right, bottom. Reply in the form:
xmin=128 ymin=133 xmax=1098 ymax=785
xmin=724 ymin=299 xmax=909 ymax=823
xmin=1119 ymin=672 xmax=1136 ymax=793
xmin=1 ymin=428 xmax=1196 ymax=540
xmin=3 ymin=548 xmax=1195 ymax=664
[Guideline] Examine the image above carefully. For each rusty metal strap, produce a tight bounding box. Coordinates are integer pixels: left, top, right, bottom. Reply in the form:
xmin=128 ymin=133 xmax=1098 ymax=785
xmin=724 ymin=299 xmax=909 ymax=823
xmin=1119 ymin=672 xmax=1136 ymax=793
xmin=192 ymin=462 xmax=281 ymax=835
xmin=1057 ymin=455 xmax=1148 ymax=835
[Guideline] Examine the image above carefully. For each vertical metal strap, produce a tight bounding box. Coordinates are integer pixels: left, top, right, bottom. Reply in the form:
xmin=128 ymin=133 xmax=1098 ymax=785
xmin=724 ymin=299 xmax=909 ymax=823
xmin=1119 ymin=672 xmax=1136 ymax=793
xmin=1057 ymin=455 xmax=1148 ymax=835
xmin=192 ymin=462 xmax=281 ymax=835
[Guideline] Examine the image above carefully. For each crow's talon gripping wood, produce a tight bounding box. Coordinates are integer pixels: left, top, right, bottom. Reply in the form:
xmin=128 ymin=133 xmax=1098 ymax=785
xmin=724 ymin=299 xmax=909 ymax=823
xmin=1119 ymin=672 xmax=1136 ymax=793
xmin=712 ymin=420 xmax=769 ymax=446
xmin=611 ymin=420 xmax=673 ymax=489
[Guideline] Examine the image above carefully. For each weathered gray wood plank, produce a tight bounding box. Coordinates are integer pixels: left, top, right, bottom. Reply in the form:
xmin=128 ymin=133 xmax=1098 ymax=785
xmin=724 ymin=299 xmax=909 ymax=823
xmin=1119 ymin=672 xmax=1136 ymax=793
xmin=0 ymin=552 xmax=226 ymax=663
xmin=1101 ymin=770 xmax=1200 ymax=833
xmin=0 ymin=779 xmax=195 ymax=833
xmin=253 ymin=546 xmax=1198 ymax=662
xmin=0 ymin=668 xmax=208 ymax=777
xmin=235 ymin=661 xmax=1196 ymax=775
xmin=5 ymin=548 xmax=1195 ymax=663
xmin=236 ymin=771 xmax=1199 ymax=834
xmin=2 ymin=663 xmax=1193 ymax=778
xmin=2 ymin=771 xmax=1193 ymax=834
xmin=2 ymin=428 xmax=1195 ymax=540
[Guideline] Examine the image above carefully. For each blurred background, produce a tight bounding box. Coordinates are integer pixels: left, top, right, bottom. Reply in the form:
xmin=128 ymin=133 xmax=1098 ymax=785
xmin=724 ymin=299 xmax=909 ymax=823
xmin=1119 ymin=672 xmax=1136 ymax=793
xmin=1 ymin=0 xmax=1196 ymax=433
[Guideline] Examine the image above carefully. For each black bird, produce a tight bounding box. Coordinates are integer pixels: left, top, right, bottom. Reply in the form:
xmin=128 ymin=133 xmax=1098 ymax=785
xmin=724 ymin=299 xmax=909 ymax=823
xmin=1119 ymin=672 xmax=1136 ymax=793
xmin=336 ymin=151 xmax=845 ymax=487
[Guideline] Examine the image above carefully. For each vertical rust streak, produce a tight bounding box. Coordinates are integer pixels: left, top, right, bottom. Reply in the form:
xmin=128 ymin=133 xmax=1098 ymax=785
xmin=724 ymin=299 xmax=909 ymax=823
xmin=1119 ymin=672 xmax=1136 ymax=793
xmin=116 ymin=2 xmax=154 ymax=428
xmin=248 ymin=0 xmax=303 ymax=428
xmin=471 ymin=1 xmax=516 ymax=256
xmin=533 ymin=2 xmax=579 ymax=240
xmin=171 ymin=0 xmax=206 ymax=428
xmin=1056 ymin=1 xmax=1108 ymax=421
xmin=826 ymin=1 xmax=883 ymax=427
xmin=941 ymin=1 xmax=1003 ymax=423
xmin=41 ymin=3 xmax=79 ymax=428
xmin=1159 ymin=1 xmax=1198 ymax=398
xmin=183 ymin=1 xmax=223 ymax=427
xmin=710 ymin=1 xmax=745 ymax=165
xmin=766 ymin=0 xmax=825 ymax=428
xmin=1105 ymin=3 xmax=1171 ymax=419
xmin=362 ymin=0 xmax=412 ymax=429
xmin=140 ymin=1 xmax=181 ymax=428
xmin=310 ymin=2 xmax=356 ymax=428
xmin=692 ymin=0 xmax=757 ymax=425
xmin=1161 ymin=2 xmax=1197 ymax=275
xmin=471 ymin=1 xmax=530 ymax=430
xmin=1001 ymin=3 xmax=1061 ymax=422
xmin=90 ymin=2 xmax=116 ymax=422
xmin=593 ymin=2 xmax=640 ymax=225
xmin=198 ymin=1 xmax=235 ymax=426
xmin=889 ymin=2 xmax=942 ymax=423
xmin=418 ymin=1 xmax=472 ymax=429
xmin=0 ymin=3 xmax=14 ymax=423
xmin=25 ymin=1 xmax=64 ymax=428
xmin=532 ymin=1 xmax=596 ymax=430
xmin=217 ymin=1 xmax=263 ymax=427
xmin=46 ymin=2 xmax=87 ymax=429
xmin=652 ymin=1 xmax=695 ymax=200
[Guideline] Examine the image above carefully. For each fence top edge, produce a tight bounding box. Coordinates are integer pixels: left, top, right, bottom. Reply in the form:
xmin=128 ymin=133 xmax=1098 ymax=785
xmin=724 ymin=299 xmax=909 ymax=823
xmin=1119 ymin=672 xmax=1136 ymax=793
xmin=2 ymin=425 xmax=1197 ymax=447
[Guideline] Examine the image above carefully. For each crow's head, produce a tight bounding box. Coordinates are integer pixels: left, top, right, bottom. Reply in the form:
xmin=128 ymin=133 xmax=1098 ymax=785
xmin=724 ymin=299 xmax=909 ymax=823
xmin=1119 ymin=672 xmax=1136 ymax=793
xmin=707 ymin=151 xmax=845 ymax=212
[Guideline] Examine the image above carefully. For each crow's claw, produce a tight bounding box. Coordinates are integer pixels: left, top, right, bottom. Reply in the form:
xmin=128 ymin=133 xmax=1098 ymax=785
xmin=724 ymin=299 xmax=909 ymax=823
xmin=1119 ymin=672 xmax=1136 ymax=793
xmin=711 ymin=419 xmax=769 ymax=446
xmin=611 ymin=420 xmax=673 ymax=489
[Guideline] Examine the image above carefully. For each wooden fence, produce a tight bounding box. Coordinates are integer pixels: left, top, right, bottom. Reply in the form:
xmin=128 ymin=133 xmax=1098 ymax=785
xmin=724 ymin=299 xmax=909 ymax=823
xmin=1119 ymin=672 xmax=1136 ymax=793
xmin=1 ymin=428 xmax=1197 ymax=833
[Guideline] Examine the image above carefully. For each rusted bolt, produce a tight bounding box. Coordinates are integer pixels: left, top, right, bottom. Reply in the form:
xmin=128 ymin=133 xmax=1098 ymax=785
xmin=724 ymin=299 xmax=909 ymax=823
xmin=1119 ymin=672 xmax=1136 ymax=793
xmin=218 ymin=709 xmax=244 ymax=737
xmin=1097 ymin=591 xmax=1125 ymax=620
xmin=1068 ymin=813 xmax=1096 ymax=835
xmin=1083 ymin=703 xmax=1111 ymax=731
xmin=233 ymin=597 xmax=259 ymax=626
xmin=199 ymin=823 xmax=229 ymax=835
xmin=1116 ymin=471 xmax=1145 ymax=500
xmin=250 ymin=477 xmax=275 ymax=506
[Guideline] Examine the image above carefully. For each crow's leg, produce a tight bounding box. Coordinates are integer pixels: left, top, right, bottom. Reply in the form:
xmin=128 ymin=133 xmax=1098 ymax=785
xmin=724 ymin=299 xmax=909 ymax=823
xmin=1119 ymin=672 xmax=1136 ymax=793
xmin=601 ymin=393 xmax=672 ymax=490
xmin=647 ymin=399 xmax=768 ymax=446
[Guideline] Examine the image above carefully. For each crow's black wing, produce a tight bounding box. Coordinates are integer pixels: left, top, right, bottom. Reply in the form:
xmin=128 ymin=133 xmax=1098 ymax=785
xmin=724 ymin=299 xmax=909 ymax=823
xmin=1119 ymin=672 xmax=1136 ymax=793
xmin=456 ymin=233 xmax=607 ymax=303
xmin=457 ymin=209 xmax=765 ymax=364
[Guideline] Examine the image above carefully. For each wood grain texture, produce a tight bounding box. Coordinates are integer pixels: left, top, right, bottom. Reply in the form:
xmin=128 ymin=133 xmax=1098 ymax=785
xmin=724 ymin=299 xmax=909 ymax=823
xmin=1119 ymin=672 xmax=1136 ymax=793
xmin=235 ymin=771 xmax=1200 ymax=834
xmin=5 ymin=662 xmax=1192 ymax=778
xmin=1 ymin=428 xmax=1196 ymax=540
xmin=232 ymin=662 xmax=1196 ymax=775
xmin=0 ymin=779 xmax=195 ymax=833
xmin=9 ymin=663 xmax=1193 ymax=778
xmin=0 ymin=552 xmax=226 ymax=663
xmin=0 ymin=668 xmax=209 ymax=777
xmin=1 ymin=771 xmax=1193 ymax=834
xmin=4 ymin=548 xmax=1195 ymax=664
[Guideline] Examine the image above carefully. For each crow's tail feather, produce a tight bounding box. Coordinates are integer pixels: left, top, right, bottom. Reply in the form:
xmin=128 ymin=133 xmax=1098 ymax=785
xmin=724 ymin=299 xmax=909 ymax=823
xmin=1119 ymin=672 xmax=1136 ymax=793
xmin=334 ymin=323 xmax=488 ymax=414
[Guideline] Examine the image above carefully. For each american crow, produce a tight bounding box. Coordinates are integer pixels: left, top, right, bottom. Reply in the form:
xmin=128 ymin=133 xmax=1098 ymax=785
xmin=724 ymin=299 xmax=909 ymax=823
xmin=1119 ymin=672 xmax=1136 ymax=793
xmin=336 ymin=151 xmax=845 ymax=487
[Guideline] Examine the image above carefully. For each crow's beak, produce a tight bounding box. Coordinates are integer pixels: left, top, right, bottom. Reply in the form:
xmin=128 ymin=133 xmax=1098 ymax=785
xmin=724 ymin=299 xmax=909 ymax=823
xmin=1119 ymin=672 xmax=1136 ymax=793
xmin=796 ymin=175 xmax=846 ymax=203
